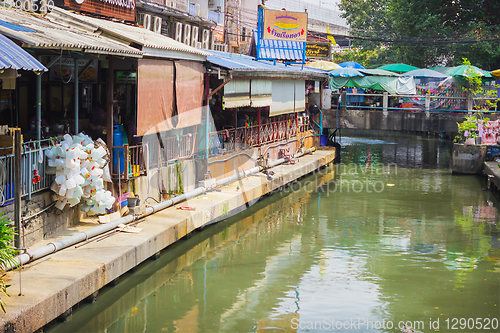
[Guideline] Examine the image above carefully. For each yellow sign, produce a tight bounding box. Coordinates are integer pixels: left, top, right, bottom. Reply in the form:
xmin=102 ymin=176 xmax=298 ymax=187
xmin=326 ymin=25 xmax=336 ymax=45
xmin=263 ymin=9 xmax=308 ymax=42
xmin=306 ymin=43 xmax=331 ymax=58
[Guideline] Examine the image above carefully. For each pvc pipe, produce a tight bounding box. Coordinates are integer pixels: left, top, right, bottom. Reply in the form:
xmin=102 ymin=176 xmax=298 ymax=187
xmin=6 ymin=148 xmax=315 ymax=271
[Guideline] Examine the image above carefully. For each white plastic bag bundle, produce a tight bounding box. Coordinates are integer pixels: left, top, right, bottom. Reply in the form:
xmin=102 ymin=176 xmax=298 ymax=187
xmin=47 ymin=132 xmax=115 ymax=214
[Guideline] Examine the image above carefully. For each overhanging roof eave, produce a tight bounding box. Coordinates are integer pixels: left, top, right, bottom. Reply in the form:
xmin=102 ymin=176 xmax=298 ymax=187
xmin=229 ymin=70 xmax=327 ymax=80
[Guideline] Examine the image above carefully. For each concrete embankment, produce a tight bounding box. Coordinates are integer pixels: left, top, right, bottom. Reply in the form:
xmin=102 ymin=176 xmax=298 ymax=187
xmin=483 ymin=161 xmax=500 ymax=192
xmin=0 ymin=149 xmax=335 ymax=333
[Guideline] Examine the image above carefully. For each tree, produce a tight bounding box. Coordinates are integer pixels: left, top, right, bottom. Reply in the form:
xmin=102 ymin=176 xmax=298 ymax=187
xmin=338 ymin=0 xmax=500 ymax=69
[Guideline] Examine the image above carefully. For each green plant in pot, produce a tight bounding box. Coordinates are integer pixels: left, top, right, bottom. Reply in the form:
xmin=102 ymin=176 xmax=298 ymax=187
xmin=455 ymin=114 xmax=488 ymax=144
xmin=0 ymin=212 xmax=18 ymax=313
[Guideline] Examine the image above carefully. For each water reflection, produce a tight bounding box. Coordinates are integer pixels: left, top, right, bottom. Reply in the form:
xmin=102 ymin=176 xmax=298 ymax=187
xmin=48 ymin=137 xmax=500 ymax=333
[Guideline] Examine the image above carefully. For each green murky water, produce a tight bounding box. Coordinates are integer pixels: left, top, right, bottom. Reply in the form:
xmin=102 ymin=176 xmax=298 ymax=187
xmin=48 ymin=137 xmax=500 ymax=333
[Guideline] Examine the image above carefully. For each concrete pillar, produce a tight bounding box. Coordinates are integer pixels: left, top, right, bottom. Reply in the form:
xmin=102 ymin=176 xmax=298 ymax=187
xmin=383 ymin=92 xmax=388 ymax=116
xmin=425 ymin=93 xmax=430 ymax=110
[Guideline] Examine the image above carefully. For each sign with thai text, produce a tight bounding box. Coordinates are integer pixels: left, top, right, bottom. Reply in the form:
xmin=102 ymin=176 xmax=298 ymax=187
xmin=58 ymin=0 xmax=135 ymax=21
xmin=306 ymin=42 xmax=330 ymax=58
xmin=263 ymin=9 xmax=307 ymax=42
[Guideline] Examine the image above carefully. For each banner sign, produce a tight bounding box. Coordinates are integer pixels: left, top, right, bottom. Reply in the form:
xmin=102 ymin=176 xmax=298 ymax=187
xmin=49 ymin=57 xmax=98 ymax=83
xmin=263 ymin=9 xmax=307 ymax=42
xmin=306 ymin=42 xmax=330 ymax=58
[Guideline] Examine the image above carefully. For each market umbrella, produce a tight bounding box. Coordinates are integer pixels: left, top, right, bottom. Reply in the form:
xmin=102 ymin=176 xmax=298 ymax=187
xmin=493 ymin=69 xmax=500 ymax=78
xmin=305 ymin=60 xmax=341 ymax=71
xmin=377 ymin=63 xmax=420 ymax=73
xmin=402 ymin=68 xmax=449 ymax=78
xmin=328 ymin=67 xmax=364 ymax=77
xmin=358 ymin=68 xmax=400 ymax=76
xmin=433 ymin=65 xmax=492 ymax=78
xmin=338 ymin=61 xmax=365 ymax=69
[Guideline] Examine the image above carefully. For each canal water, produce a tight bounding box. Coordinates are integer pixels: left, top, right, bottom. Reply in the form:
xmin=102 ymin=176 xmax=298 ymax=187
xmin=48 ymin=136 xmax=500 ymax=333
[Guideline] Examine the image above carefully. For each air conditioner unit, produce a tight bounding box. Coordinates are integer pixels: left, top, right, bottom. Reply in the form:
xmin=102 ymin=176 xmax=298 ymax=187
xmin=201 ymin=29 xmax=210 ymax=49
xmin=183 ymin=23 xmax=191 ymax=45
xmin=191 ymin=26 xmax=199 ymax=47
xmin=174 ymin=22 xmax=183 ymax=42
xmin=213 ymin=43 xmax=227 ymax=52
xmin=153 ymin=16 xmax=162 ymax=33
xmin=138 ymin=13 xmax=152 ymax=30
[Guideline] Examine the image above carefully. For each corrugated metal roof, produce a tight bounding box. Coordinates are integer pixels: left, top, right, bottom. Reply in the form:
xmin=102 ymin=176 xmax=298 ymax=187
xmin=253 ymin=31 xmax=304 ymax=62
xmin=47 ymin=7 xmax=211 ymax=58
xmin=207 ymin=50 xmax=326 ymax=79
xmin=0 ymin=33 xmax=47 ymax=72
xmin=0 ymin=9 xmax=142 ymax=58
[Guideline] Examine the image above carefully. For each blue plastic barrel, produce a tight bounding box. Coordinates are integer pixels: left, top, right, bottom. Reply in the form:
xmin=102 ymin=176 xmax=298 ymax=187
xmin=113 ymin=125 xmax=125 ymax=174
xmin=320 ymin=134 xmax=327 ymax=146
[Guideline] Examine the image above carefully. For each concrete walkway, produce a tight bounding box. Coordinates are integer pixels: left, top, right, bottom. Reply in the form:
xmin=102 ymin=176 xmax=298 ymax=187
xmin=0 ymin=149 xmax=335 ymax=333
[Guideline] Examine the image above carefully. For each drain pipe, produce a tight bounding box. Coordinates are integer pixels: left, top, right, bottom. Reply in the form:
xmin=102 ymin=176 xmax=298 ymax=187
xmin=7 ymin=148 xmax=315 ymax=270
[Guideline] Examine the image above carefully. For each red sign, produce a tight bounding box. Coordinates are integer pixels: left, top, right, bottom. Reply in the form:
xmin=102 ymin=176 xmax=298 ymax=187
xmin=62 ymin=0 xmax=135 ymax=22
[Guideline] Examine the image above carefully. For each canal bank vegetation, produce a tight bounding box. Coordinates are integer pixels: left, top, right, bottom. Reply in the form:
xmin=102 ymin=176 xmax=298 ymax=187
xmin=0 ymin=211 xmax=17 ymax=313
xmin=454 ymin=59 xmax=499 ymax=144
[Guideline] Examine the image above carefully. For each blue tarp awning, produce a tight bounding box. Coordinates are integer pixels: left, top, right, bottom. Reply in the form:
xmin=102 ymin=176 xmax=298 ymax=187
xmin=0 ymin=33 xmax=47 ymax=72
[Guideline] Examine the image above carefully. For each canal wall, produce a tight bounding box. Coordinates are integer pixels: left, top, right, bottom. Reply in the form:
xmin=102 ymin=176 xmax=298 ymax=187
xmin=0 ymin=148 xmax=335 ymax=333
xmin=323 ymin=108 xmax=500 ymax=135
xmin=1 ymin=193 xmax=80 ymax=248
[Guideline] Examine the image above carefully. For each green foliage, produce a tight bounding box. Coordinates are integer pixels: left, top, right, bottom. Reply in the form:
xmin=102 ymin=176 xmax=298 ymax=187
xmin=339 ymin=0 xmax=500 ymax=69
xmin=332 ymin=47 xmax=380 ymax=67
xmin=0 ymin=211 xmax=17 ymax=313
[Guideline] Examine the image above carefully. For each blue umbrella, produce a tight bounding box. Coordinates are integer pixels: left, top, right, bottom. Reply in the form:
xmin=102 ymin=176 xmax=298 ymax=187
xmin=328 ymin=67 xmax=365 ymax=77
xmin=338 ymin=61 xmax=365 ymax=69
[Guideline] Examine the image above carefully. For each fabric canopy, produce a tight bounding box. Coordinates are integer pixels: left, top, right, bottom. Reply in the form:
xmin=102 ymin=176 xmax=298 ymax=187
xmin=358 ymin=68 xmax=400 ymax=77
xmin=137 ymin=59 xmax=174 ymax=136
xmin=175 ymin=61 xmax=204 ymax=129
xmin=329 ymin=76 xmax=416 ymax=95
xmin=294 ymin=80 xmax=305 ymax=112
xmin=338 ymin=61 xmax=365 ymax=69
xmin=305 ymin=60 xmax=340 ymax=71
xmin=377 ymin=63 xmax=419 ymax=73
xmin=224 ymin=80 xmax=250 ymax=108
xmin=251 ymin=79 xmax=272 ymax=107
xmin=271 ymin=80 xmax=296 ymax=116
xmin=328 ymin=67 xmax=364 ymax=77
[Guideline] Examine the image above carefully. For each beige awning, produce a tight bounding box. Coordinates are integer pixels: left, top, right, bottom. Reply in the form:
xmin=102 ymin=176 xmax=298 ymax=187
xmin=250 ymin=79 xmax=272 ymax=107
xmin=224 ymin=79 xmax=250 ymax=108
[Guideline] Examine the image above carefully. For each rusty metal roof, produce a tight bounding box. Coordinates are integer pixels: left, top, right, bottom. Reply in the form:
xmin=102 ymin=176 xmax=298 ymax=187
xmin=0 ymin=9 xmax=143 ymax=58
xmin=47 ymin=7 xmax=210 ymax=59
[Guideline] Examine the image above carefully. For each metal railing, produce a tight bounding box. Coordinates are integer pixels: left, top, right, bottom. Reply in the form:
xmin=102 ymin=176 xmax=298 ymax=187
xmin=112 ymin=133 xmax=197 ymax=180
xmin=207 ymin=117 xmax=307 ymax=157
xmin=0 ymin=139 xmax=54 ymax=206
xmin=335 ymin=92 xmax=499 ymax=113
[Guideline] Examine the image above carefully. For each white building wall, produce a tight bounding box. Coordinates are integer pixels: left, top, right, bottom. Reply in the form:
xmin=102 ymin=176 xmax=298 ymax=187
xmin=264 ymin=0 xmax=348 ymax=29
